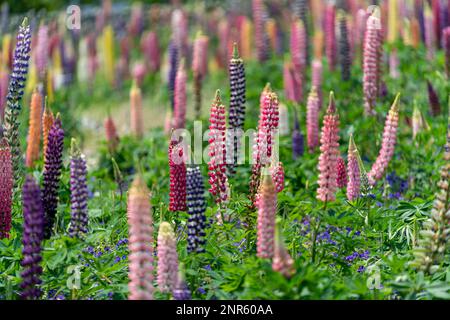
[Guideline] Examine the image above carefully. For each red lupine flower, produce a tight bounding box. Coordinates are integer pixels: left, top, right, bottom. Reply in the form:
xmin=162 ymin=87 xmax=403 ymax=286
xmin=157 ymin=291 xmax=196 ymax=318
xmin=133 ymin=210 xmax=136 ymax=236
xmin=169 ymin=136 xmax=187 ymax=212
xmin=157 ymin=222 xmax=179 ymax=294
xmin=363 ymin=13 xmax=382 ymax=115
xmin=317 ymin=92 xmax=340 ymax=202
xmin=127 ymin=175 xmax=154 ymax=300
xmin=347 ymin=134 xmax=361 ymax=201
xmin=306 ymin=87 xmax=320 ymax=152
xmin=257 ymin=173 xmax=277 ymax=259
xmin=0 ymin=138 xmax=12 ymax=239
xmin=336 ymin=156 xmax=347 ymax=189
xmin=368 ymin=94 xmax=401 ymax=184
xmin=208 ymin=90 xmax=228 ymax=204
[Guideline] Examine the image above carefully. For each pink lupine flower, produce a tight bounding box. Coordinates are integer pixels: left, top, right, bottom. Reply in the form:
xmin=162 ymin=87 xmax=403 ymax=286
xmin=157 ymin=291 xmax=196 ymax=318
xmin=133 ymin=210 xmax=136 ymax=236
xmin=306 ymin=87 xmax=320 ymax=152
xmin=141 ymin=31 xmax=160 ymax=73
xmin=171 ymin=9 xmax=189 ymax=57
xmin=255 ymin=91 xmax=279 ymax=167
xmin=443 ymin=27 xmax=450 ymax=77
xmin=272 ymin=221 xmax=295 ymax=278
xmin=336 ymin=156 xmax=347 ymax=189
xmin=311 ymin=59 xmax=323 ymax=107
xmin=0 ymin=138 xmax=12 ymax=239
xmin=257 ymin=173 xmax=277 ymax=259
xmin=290 ymin=19 xmax=306 ymax=100
xmin=271 ymin=161 xmax=284 ymax=193
xmin=317 ymin=92 xmax=340 ymax=202
xmin=325 ymin=3 xmax=337 ymax=71
xmin=157 ymin=221 xmax=179 ymax=294
xmin=347 ymin=134 xmax=361 ymax=201
xmin=173 ymin=60 xmax=187 ymax=130
xmin=132 ymin=62 xmax=147 ymax=88
xmin=169 ymin=136 xmax=187 ymax=212
xmin=104 ymin=115 xmax=119 ymax=153
xmin=283 ymin=61 xmax=298 ymax=103
xmin=355 ymin=9 xmax=368 ymax=60
xmin=35 ymin=24 xmax=49 ymax=80
xmin=368 ymin=94 xmax=401 ymax=184
xmin=252 ymin=0 xmax=269 ymax=62
xmin=192 ymin=33 xmax=209 ymax=79
xmin=208 ymin=90 xmax=228 ymax=205
xmin=389 ymin=49 xmax=399 ymax=79
xmin=363 ymin=13 xmax=382 ymax=115
xmin=127 ymin=176 xmax=153 ymax=300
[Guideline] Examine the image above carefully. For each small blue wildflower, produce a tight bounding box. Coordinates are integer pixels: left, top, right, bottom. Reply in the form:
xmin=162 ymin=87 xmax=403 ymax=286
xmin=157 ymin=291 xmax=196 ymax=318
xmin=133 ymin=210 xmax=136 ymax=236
xmin=198 ymin=287 xmax=206 ymax=294
xmin=204 ymin=265 xmax=212 ymax=271
xmin=114 ymin=256 xmax=121 ymax=263
xmin=357 ymin=265 xmax=366 ymax=273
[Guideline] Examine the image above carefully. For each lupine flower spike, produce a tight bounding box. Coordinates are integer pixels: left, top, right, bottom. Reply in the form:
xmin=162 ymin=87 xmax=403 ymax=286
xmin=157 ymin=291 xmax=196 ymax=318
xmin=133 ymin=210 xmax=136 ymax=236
xmin=130 ymin=81 xmax=144 ymax=138
xmin=208 ymin=90 xmax=228 ymax=206
xmin=252 ymin=0 xmax=269 ymax=62
xmin=169 ymin=135 xmax=187 ymax=212
xmin=336 ymin=156 xmax=347 ymax=189
xmin=157 ymin=221 xmax=179 ymax=293
xmin=412 ymin=112 xmax=449 ymax=274
xmin=42 ymin=114 xmax=64 ymax=239
xmin=173 ymin=59 xmax=187 ymax=130
xmin=2 ymin=18 xmax=31 ymax=184
xmin=173 ymin=263 xmax=191 ymax=300
xmin=317 ymin=92 xmax=340 ymax=202
xmin=192 ymin=32 xmax=209 ymax=119
xmin=306 ymin=87 xmax=320 ymax=152
xmin=104 ymin=114 xmax=119 ymax=153
xmin=427 ymin=80 xmax=441 ymax=116
xmin=168 ymin=40 xmax=179 ymax=111
xmin=347 ymin=134 xmax=361 ymax=201
xmin=20 ymin=176 xmax=45 ymax=300
xmin=127 ymin=175 xmax=154 ymax=300
xmin=227 ymin=43 xmax=247 ymax=174
xmin=186 ymin=165 xmax=206 ymax=253
xmin=272 ymin=219 xmax=295 ymax=278
xmin=368 ymin=94 xmax=401 ymax=185
xmin=443 ymin=27 xmax=450 ymax=78
xmin=257 ymin=172 xmax=277 ymax=259
xmin=25 ymin=89 xmax=42 ymax=168
xmin=0 ymin=138 xmax=12 ymax=239
xmin=68 ymin=139 xmax=89 ymax=238
xmin=292 ymin=109 xmax=304 ymax=159
xmin=363 ymin=12 xmax=382 ymax=115
xmin=325 ymin=3 xmax=337 ymax=71
xmin=42 ymin=102 xmax=54 ymax=160
xmin=338 ymin=12 xmax=351 ymax=81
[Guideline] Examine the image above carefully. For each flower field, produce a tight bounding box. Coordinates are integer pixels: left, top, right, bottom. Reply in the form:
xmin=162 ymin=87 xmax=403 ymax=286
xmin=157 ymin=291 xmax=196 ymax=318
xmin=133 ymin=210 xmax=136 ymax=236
xmin=0 ymin=0 xmax=449 ymax=301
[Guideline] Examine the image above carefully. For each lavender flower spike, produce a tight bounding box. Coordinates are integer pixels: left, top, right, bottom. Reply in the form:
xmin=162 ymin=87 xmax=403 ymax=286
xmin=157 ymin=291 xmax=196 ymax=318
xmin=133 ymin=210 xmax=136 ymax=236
xmin=68 ymin=138 xmax=89 ymax=238
xmin=42 ymin=114 xmax=64 ymax=239
xmin=20 ymin=175 xmax=45 ymax=300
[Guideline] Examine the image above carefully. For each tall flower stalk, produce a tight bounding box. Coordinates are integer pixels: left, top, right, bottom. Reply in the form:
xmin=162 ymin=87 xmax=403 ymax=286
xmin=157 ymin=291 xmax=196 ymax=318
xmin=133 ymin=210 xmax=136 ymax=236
xmin=306 ymin=87 xmax=320 ymax=152
xmin=173 ymin=59 xmax=187 ymax=130
xmin=257 ymin=172 xmax=277 ymax=259
xmin=290 ymin=18 xmax=306 ymax=101
xmin=173 ymin=263 xmax=191 ymax=300
xmin=272 ymin=220 xmax=295 ymax=278
xmin=192 ymin=32 xmax=209 ymax=119
xmin=317 ymin=92 xmax=340 ymax=202
xmin=42 ymin=114 xmax=64 ymax=239
xmin=25 ymin=89 xmax=42 ymax=168
xmin=347 ymin=134 xmax=361 ymax=201
xmin=157 ymin=221 xmax=179 ymax=294
xmin=186 ymin=165 xmax=206 ymax=253
xmin=338 ymin=12 xmax=351 ymax=81
xmin=127 ymin=175 xmax=154 ymax=300
xmin=252 ymin=0 xmax=269 ymax=62
xmin=68 ymin=139 xmax=89 ymax=238
xmin=2 ymin=18 xmax=31 ymax=185
xmin=0 ymin=138 xmax=12 ymax=239
xmin=104 ymin=114 xmax=119 ymax=153
xmin=20 ymin=175 xmax=45 ymax=300
xmin=325 ymin=3 xmax=337 ymax=71
xmin=228 ymin=43 xmax=246 ymax=174
xmin=169 ymin=136 xmax=187 ymax=212
xmin=168 ymin=40 xmax=179 ymax=111
xmin=42 ymin=103 xmax=54 ymax=160
xmin=292 ymin=109 xmax=304 ymax=159
xmin=130 ymin=81 xmax=143 ymax=138
xmin=368 ymin=94 xmax=401 ymax=185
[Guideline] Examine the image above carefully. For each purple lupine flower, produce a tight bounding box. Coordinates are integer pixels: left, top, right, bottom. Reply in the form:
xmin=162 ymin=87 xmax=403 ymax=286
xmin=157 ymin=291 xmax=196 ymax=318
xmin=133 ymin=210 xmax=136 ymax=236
xmin=20 ymin=175 xmax=45 ymax=300
xmin=42 ymin=114 xmax=64 ymax=239
xmin=292 ymin=110 xmax=304 ymax=159
xmin=168 ymin=40 xmax=179 ymax=111
xmin=186 ymin=165 xmax=206 ymax=253
xmin=68 ymin=138 xmax=89 ymax=238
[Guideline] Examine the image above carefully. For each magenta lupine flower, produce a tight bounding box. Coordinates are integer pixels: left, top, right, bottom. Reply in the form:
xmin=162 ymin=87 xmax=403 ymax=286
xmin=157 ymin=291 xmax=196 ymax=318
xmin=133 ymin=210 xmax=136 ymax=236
xmin=42 ymin=115 xmax=64 ymax=239
xmin=283 ymin=61 xmax=298 ymax=103
xmin=257 ymin=173 xmax=277 ymax=259
xmin=272 ymin=220 xmax=295 ymax=278
xmin=363 ymin=13 xmax=382 ymax=115
xmin=317 ymin=92 xmax=340 ymax=202
xmin=443 ymin=27 xmax=450 ymax=77
xmin=127 ymin=176 xmax=153 ymax=300
xmin=347 ymin=134 xmax=361 ymax=201
xmin=290 ymin=19 xmax=306 ymax=100
xmin=0 ymin=138 xmax=12 ymax=239
xmin=311 ymin=59 xmax=323 ymax=107
xmin=169 ymin=136 xmax=187 ymax=212
xmin=132 ymin=62 xmax=146 ymax=88
xmin=141 ymin=31 xmax=160 ymax=73
xmin=157 ymin=221 xmax=179 ymax=294
xmin=208 ymin=90 xmax=228 ymax=204
xmin=168 ymin=40 xmax=179 ymax=111
xmin=173 ymin=59 xmax=186 ymax=130
xmin=20 ymin=175 xmax=45 ymax=300
xmin=35 ymin=24 xmax=48 ymax=80
xmin=68 ymin=139 xmax=89 ymax=238
xmin=336 ymin=156 xmax=347 ymax=189
xmin=271 ymin=161 xmax=285 ymax=193
xmin=306 ymin=87 xmax=320 ymax=152
xmin=368 ymin=94 xmax=401 ymax=185
xmin=252 ymin=0 xmax=269 ymax=62
xmin=325 ymin=3 xmax=337 ymax=71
